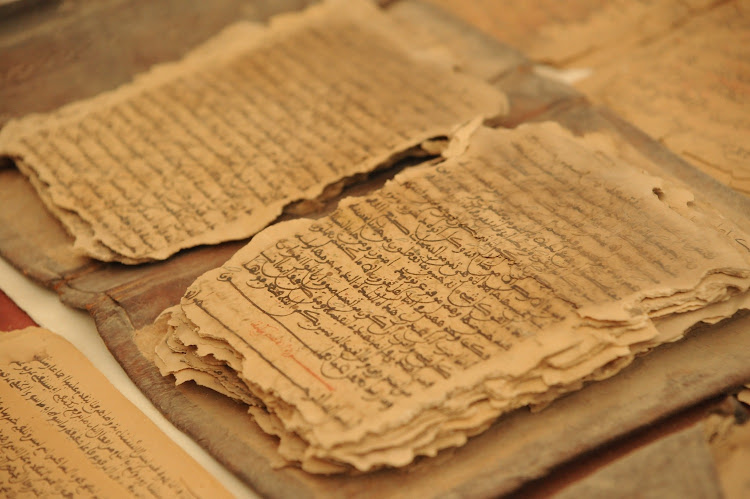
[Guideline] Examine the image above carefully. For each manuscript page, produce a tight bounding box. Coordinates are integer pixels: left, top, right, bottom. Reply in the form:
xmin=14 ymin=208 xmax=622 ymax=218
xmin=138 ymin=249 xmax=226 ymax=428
xmin=0 ymin=0 xmax=506 ymax=263
xmin=0 ymin=327 xmax=231 ymax=498
xmin=424 ymin=0 xmax=750 ymax=195
xmin=578 ymin=0 xmax=750 ymax=195
xmin=424 ymin=0 xmax=715 ymax=67
xmin=151 ymin=123 xmax=750 ymax=472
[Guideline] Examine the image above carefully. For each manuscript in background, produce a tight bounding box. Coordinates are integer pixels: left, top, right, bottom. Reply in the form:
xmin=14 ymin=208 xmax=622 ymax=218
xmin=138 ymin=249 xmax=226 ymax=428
xmin=426 ymin=0 xmax=750 ymax=196
xmin=578 ymin=0 xmax=750 ymax=195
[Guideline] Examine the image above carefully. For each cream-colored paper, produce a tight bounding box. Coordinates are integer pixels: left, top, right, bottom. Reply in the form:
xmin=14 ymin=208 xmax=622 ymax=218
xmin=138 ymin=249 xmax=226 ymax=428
xmin=0 ymin=0 xmax=506 ymax=264
xmin=579 ymin=0 xmax=750 ymax=195
xmin=151 ymin=123 xmax=750 ymax=472
xmin=0 ymin=327 xmax=231 ymax=498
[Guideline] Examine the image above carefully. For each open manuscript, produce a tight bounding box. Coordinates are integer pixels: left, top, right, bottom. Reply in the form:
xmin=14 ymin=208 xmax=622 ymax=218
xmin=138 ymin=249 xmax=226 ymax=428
xmin=147 ymin=123 xmax=750 ymax=473
xmin=0 ymin=0 xmax=505 ymax=263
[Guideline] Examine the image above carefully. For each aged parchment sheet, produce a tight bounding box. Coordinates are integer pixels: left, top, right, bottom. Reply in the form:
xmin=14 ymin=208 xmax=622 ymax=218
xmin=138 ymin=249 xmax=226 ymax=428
xmin=148 ymin=123 xmax=750 ymax=472
xmin=0 ymin=0 xmax=506 ymax=263
xmin=0 ymin=327 xmax=231 ymax=498
xmin=425 ymin=0 xmax=715 ymax=67
xmin=579 ymin=0 xmax=750 ymax=196
xmin=426 ymin=0 xmax=750 ymax=197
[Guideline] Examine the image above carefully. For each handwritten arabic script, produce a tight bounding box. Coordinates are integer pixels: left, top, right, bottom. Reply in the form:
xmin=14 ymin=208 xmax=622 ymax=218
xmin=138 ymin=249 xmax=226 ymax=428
xmin=0 ymin=328 xmax=230 ymax=497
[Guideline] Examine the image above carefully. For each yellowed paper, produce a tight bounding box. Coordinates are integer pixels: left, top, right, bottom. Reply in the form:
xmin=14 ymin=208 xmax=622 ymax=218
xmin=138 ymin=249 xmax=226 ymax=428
xmin=151 ymin=123 xmax=750 ymax=472
xmin=0 ymin=0 xmax=506 ymax=264
xmin=579 ymin=0 xmax=750 ymax=195
xmin=424 ymin=0 xmax=714 ymax=67
xmin=0 ymin=327 xmax=230 ymax=497
xmin=422 ymin=1 xmax=750 ymax=195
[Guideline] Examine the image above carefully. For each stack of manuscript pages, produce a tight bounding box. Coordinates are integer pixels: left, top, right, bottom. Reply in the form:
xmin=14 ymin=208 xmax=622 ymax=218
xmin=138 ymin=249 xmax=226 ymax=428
xmin=151 ymin=122 xmax=750 ymax=473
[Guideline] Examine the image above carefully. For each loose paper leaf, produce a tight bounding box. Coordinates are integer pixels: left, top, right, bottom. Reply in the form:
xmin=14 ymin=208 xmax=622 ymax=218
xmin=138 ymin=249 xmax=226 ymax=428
xmin=0 ymin=0 xmax=506 ymax=263
xmin=0 ymin=327 xmax=231 ymax=498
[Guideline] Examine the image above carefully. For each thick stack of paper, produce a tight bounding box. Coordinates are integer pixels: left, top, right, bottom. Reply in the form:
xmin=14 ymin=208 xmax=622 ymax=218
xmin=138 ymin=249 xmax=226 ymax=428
xmin=0 ymin=0 xmax=505 ymax=263
xmin=150 ymin=123 xmax=750 ymax=473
